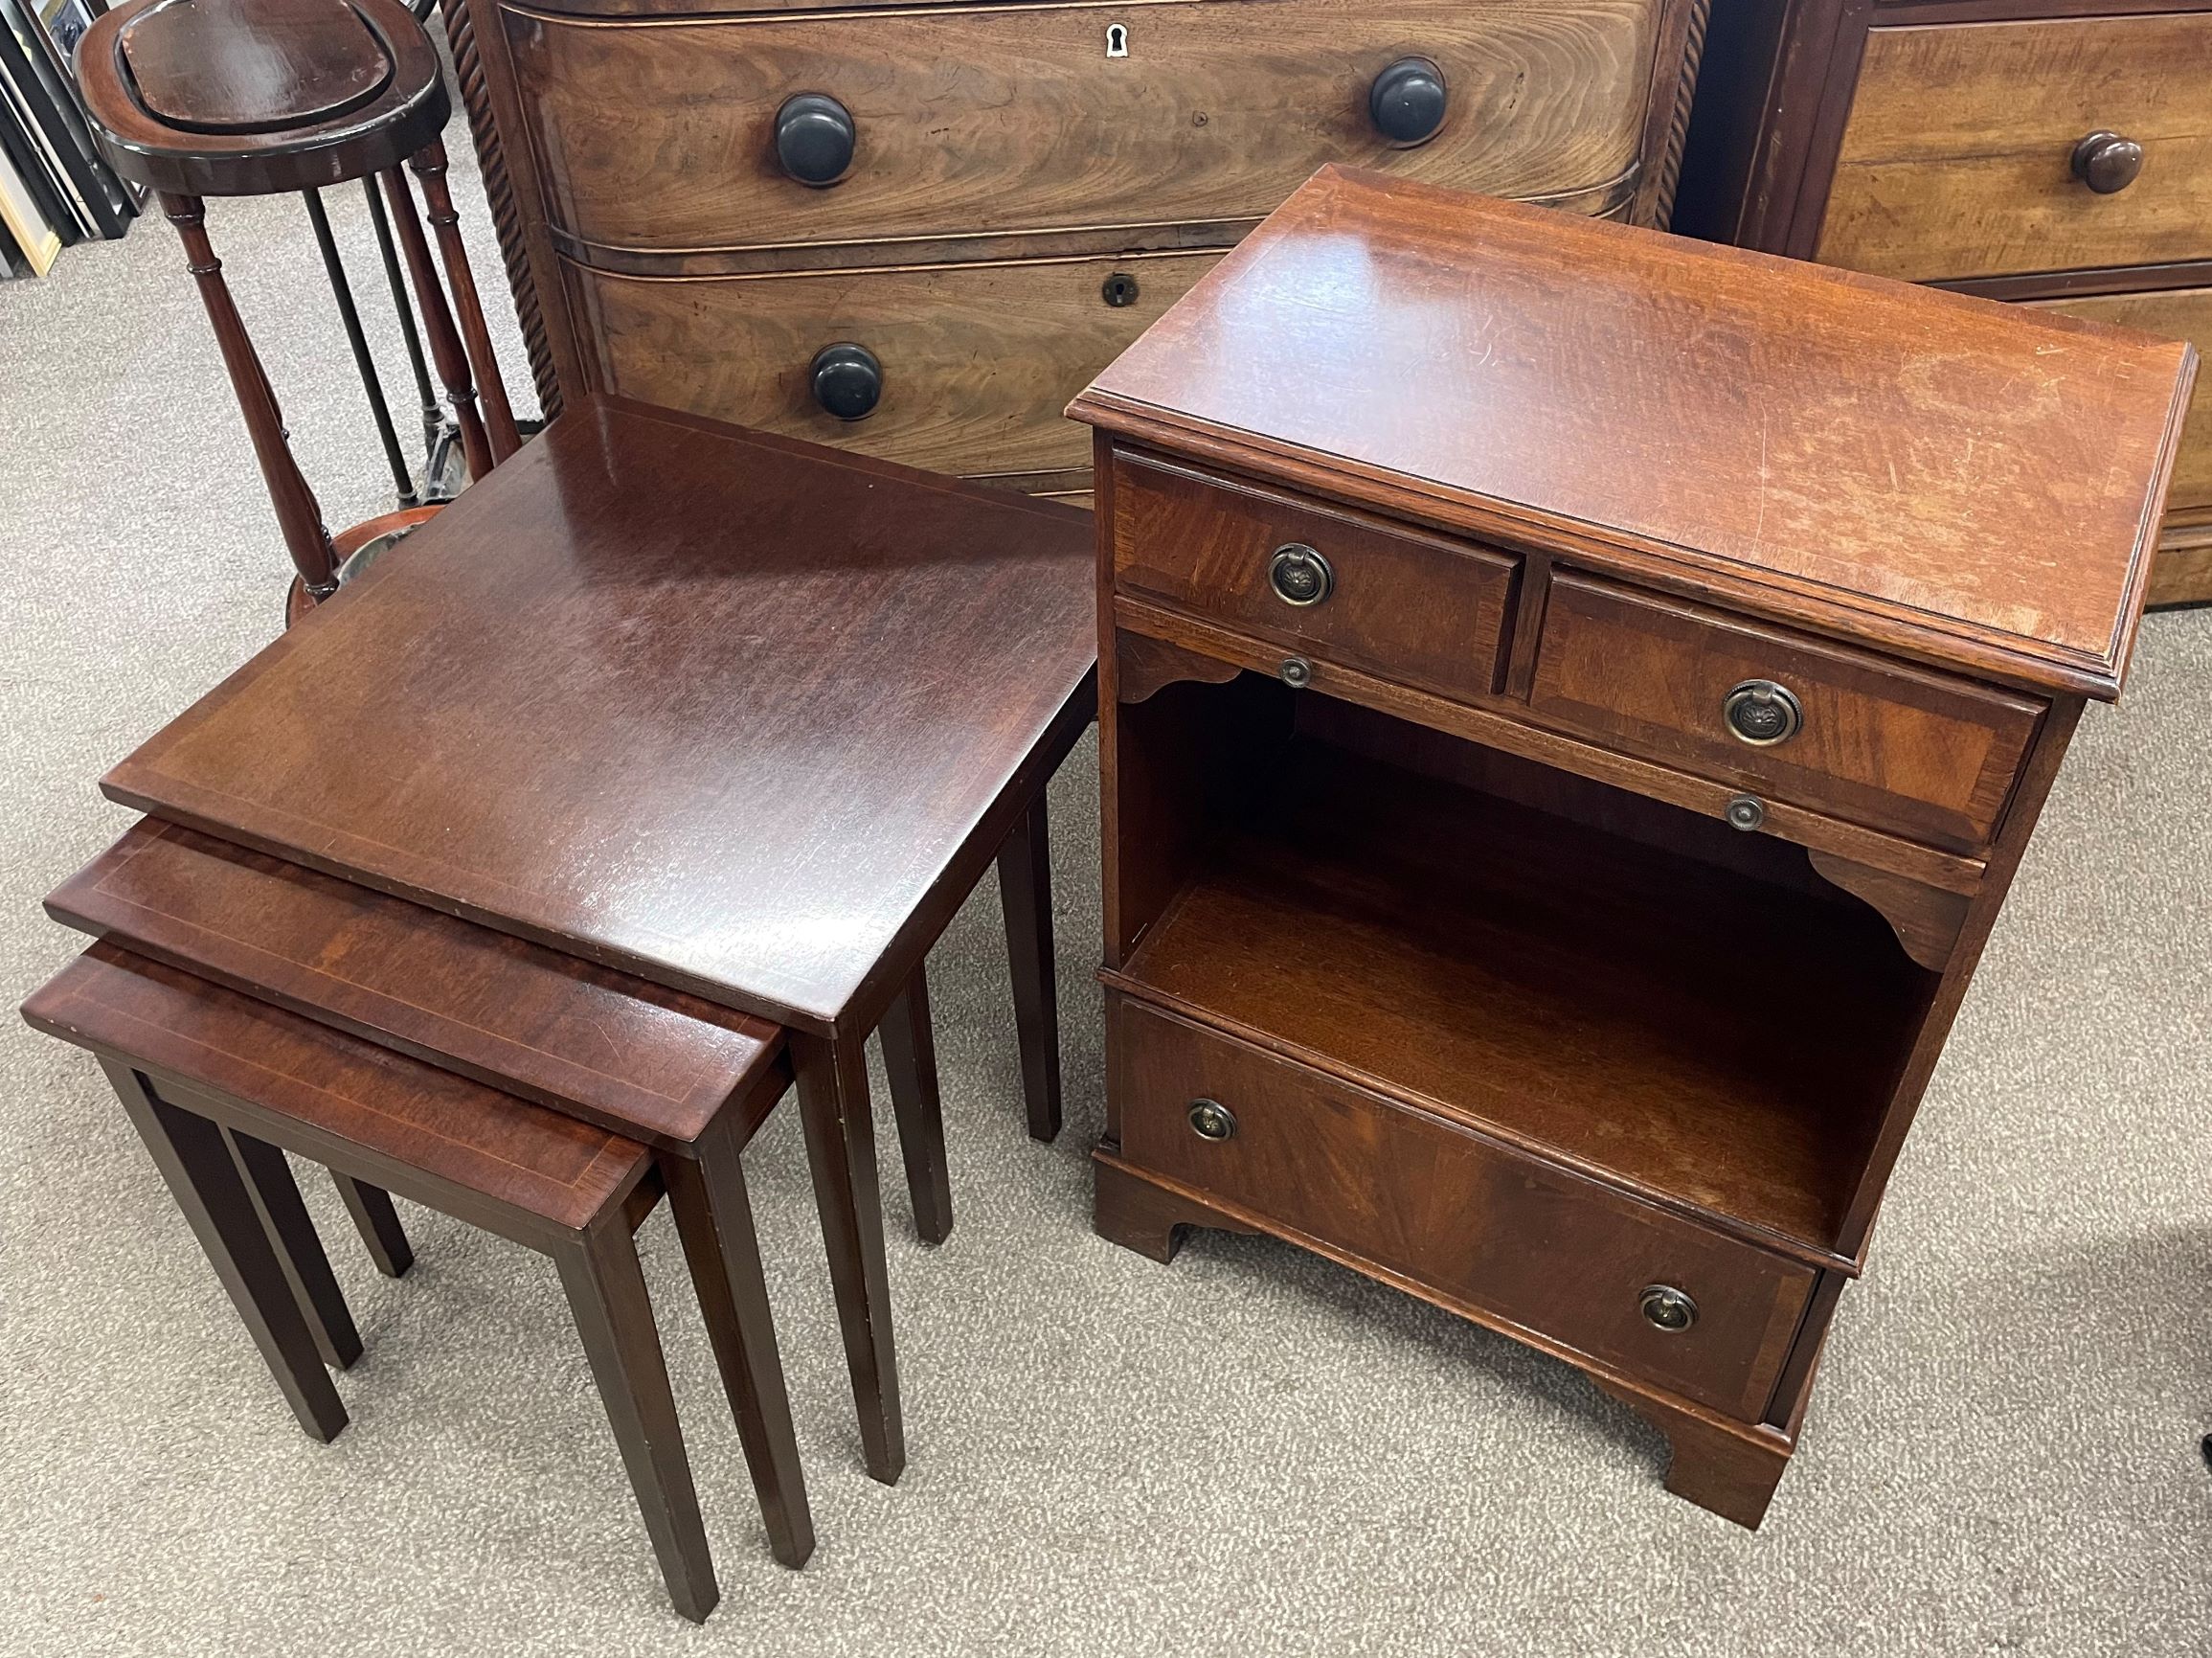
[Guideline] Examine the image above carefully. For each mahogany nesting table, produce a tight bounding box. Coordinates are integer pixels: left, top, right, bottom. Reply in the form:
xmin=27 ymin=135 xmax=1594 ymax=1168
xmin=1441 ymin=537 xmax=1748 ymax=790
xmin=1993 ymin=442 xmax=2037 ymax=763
xmin=93 ymin=397 xmax=1095 ymax=1485
xmin=1069 ymin=166 xmax=2196 ymax=1526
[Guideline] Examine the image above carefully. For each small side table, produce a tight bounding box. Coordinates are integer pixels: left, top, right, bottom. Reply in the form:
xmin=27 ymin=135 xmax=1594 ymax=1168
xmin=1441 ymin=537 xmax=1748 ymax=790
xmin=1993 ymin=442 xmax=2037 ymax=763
xmin=76 ymin=0 xmax=520 ymax=623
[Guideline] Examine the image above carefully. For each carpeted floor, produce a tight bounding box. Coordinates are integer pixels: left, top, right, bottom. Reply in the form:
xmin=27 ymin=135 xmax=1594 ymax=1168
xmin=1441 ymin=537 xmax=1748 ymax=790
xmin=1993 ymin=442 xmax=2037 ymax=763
xmin=3 ymin=107 xmax=2210 ymax=1658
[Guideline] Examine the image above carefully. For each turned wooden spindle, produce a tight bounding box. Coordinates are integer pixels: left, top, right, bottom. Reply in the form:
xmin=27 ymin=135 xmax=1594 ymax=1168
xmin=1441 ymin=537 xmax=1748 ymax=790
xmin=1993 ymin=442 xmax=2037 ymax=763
xmin=163 ymin=193 xmax=340 ymax=601
xmin=408 ymin=139 xmax=520 ymax=464
xmin=381 ymin=164 xmax=494 ymax=481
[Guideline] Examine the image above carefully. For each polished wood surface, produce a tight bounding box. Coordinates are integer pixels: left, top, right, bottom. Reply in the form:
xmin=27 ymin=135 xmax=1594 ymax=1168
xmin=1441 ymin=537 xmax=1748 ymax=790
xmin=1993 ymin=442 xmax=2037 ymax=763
xmin=102 ymin=397 xmax=1095 ymax=1035
xmin=570 ymin=249 xmax=1219 ymax=481
xmin=1110 ymin=994 xmax=1817 ymax=1420
xmin=44 ymin=819 xmax=788 ymax=1151
xmin=506 ymin=0 xmax=1660 ymax=253
xmin=1077 ymin=164 xmax=2168 ymax=1525
xmin=1527 ymin=571 xmax=2044 ymax=852
xmin=78 ymin=0 xmax=450 ymax=196
xmin=27 ymin=945 xmax=649 ymax=1233
xmin=1072 ymin=167 xmax=2196 ymax=699
xmin=2032 ymin=285 xmax=2212 ymax=527
xmin=1670 ymin=0 xmax=2212 ymax=606
xmin=1111 ymin=450 xmax=1520 ymax=705
xmin=1815 ymin=14 xmax=2212 ymax=283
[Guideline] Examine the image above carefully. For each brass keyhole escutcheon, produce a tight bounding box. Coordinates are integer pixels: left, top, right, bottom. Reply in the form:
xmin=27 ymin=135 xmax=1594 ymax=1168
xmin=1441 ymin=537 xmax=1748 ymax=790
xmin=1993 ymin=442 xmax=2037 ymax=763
xmin=1723 ymin=679 xmax=1801 ymax=746
xmin=1187 ymin=1098 xmax=1237 ymax=1141
xmin=1639 ymin=1283 xmax=1697 ymax=1332
xmin=1268 ymin=543 xmax=1333 ymax=606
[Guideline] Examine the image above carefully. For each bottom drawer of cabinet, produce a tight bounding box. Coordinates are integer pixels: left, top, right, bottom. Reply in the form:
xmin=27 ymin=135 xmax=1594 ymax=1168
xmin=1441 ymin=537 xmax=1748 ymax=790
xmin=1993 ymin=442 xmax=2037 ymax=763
xmin=565 ymin=249 xmax=1222 ymax=481
xmin=1111 ymin=996 xmax=1817 ymax=1420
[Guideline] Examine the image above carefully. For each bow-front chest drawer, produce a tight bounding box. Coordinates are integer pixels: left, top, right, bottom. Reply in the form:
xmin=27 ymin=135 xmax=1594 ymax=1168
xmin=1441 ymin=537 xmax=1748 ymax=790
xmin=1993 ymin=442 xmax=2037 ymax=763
xmin=441 ymin=0 xmax=1707 ymax=499
xmin=505 ymin=0 xmax=1663 ymax=257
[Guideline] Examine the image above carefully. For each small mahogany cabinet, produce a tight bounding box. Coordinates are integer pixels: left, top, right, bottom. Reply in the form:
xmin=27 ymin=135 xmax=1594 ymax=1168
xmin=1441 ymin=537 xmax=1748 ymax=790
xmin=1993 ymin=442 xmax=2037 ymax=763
xmin=1069 ymin=166 xmax=2195 ymax=1526
xmin=1674 ymin=0 xmax=2212 ymax=606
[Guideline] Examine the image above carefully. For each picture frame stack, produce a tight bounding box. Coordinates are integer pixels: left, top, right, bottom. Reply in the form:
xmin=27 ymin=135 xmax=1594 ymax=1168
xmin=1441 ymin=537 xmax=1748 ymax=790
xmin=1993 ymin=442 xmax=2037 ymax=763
xmin=0 ymin=0 xmax=137 ymax=278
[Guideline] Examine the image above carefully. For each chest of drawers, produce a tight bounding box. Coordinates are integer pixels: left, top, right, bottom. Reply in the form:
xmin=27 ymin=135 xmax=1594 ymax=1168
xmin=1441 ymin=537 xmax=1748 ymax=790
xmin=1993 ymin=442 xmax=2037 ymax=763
xmin=441 ymin=0 xmax=1709 ymax=502
xmin=1069 ymin=166 xmax=2194 ymax=1526
xmin=1673 ymin=0 xmax=2212 ymax=607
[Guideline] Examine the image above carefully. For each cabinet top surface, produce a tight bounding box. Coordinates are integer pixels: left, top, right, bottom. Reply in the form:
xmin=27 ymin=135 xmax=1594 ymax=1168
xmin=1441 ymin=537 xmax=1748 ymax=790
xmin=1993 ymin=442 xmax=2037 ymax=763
xmin=101 ymin=397 xmax=1095 ymax=1033
xmin=1070 ymin=167 xmax=2198 ymax=697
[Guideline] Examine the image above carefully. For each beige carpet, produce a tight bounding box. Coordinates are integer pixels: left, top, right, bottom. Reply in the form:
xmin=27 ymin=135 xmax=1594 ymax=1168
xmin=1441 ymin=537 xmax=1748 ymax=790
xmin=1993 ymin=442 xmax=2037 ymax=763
xmin=3 ymin=107 xmax=2210 ymax=1658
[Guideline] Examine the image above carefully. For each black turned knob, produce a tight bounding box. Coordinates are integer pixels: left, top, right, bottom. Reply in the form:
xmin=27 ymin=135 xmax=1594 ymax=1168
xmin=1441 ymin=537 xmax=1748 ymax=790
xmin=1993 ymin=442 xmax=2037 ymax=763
xmin=776 ymin=93 xmax=855 ymax=187
xmin=1187 ymin=1099 xmax=1237 ymax=1142
xmin=1723 ymin=679 xmax=1802 ymax=747
xmin=1268 ymin=543 xmax=1334 ymax=606
xmin=810 ymin=343 xmax=881 ymax=420
xmin=1369 ymin=57 xmax=1448 ymax=148
xmin=2071 ymin=130 xmax=2142 ymax=195
xmin=1639 ymin=1284 xmax=1698 ymax=1332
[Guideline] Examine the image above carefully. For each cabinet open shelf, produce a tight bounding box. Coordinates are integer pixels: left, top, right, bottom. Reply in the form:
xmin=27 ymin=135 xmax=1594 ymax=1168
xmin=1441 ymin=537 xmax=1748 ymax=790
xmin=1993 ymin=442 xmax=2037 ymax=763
xmin=1115 ymin=736 xmax=1932 ymax=1261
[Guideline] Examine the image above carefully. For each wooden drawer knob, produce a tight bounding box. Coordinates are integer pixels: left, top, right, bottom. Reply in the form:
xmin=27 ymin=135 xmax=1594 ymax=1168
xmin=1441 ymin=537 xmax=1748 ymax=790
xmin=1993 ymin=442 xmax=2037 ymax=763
xmin=776 ymin=92 xmax=855 ymax=188
xmin=2070 ymin=130 xmax=2143 ymax=195
xmin=1369 ymin=57 xmax=1448 ymax=148
xmin=809 ymin=343 xmax=881 ymax=420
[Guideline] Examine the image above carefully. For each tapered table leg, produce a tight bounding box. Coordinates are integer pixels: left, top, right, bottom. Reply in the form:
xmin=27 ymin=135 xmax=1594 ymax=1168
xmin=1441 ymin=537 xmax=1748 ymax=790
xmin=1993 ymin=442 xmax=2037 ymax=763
xmin=225 ymin=1127 xmax=362 ymax=1369
xmin=332 ymin=1173 xmax=414 ymax=1277
xmin=102 ymin=1060 xmax=348 ymax=1442
xmin=795 ymin=1033 xmax=904 ymax=1484
xmin=662 ymin=1121 xmax=815 ymax=1568
xmin=879 ymin=965 xmax=952 ymax=1246
xmin=556 ymin=1218 xmax=719 ymax=1624
xmin=997 ymin=795 xmax=1062 ymax=1143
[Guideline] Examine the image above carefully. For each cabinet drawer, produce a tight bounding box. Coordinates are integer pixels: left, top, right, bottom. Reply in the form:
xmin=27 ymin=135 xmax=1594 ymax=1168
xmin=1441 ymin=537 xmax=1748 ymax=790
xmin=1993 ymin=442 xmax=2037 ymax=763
xmin=1528 ymin=572 xmax=2042 ymax=852
xmin=2029 ymin=285 xmax=2212 ymax=521
xmin=1817 ymin=15 xmax=2212 ymax=282
xmin=1111 ymin=995 xmax=1815 ymax=1420
xmin=568 ymin=250 xmax=1219 ymax=478
xmin=505 ymin=0 xmax=1659 ymax=254
xmin=1111 ymin=453 xmax=1518 ymax=704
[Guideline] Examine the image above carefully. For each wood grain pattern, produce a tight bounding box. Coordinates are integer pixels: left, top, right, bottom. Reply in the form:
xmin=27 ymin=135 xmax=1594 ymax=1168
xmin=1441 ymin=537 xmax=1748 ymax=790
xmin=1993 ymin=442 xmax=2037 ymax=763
xmin=1072 ymin=166 xmax=2197 ymax=698
xmin=1527 ymin=571 xmax=2044 ymax=852
xmin=2029 ymin=285 xmax=2212 ymax=517
xmin=570 ymin=249 xmax=1219 ymax=478
xmin=1816 ymin=15 xmax=2212 ymax=283
xmin=504 ymin=0 xmax=1659 ymax=254
xmin=1112 ymin=450 xmax=1520 ymax=705
xmin=101 ymin=397 xmax=1096 ymax=1036
xmin=1112 ymin=994 xmax=1817 ymax=1420
xmin=24 ymin=945 xmax=650 ymax=1233
xmin=44 ymin=820 xmax=788 ymax=1152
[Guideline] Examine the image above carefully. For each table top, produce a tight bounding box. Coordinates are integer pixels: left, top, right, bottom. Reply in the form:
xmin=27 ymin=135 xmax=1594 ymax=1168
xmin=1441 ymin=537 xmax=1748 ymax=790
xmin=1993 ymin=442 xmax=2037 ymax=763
xmin=105 ymin=397 xmax=1095 ymax=1035
xmin=1070 ymin=166 xmax=2199 ymax=700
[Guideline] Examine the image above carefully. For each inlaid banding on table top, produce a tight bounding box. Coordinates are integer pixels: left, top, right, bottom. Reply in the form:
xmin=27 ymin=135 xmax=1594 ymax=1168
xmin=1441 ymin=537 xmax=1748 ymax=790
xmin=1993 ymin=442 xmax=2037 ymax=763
xmin=45 ymin=820 xmax=786 ymax=1151
xmin=98 ymin=396 xmax=1097 ymax=1035
xmin=24 ymin=944 xmax=649 ymax=1232
xmin=1070 ymin=167 xmax=2198 ymax=698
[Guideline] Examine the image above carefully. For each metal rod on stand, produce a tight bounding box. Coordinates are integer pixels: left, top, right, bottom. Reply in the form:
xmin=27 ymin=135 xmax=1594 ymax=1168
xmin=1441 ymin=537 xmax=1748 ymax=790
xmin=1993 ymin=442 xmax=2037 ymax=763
xmin=303 ymin=187 xmax=417 ymax=507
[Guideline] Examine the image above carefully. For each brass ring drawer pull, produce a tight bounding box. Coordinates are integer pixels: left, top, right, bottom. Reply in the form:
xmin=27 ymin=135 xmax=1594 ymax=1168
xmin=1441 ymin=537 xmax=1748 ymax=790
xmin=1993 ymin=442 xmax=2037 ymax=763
xmin=1268 ymin=543 xmax=1333 ymax=606
xmin=1639 ymin=1283 xmax=1697 ymax=1332
xmin=1187 ymin=1098 xmax=1237 ymax=1141
xmin=1723 ymin=678 xmax=1801 ymax=746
